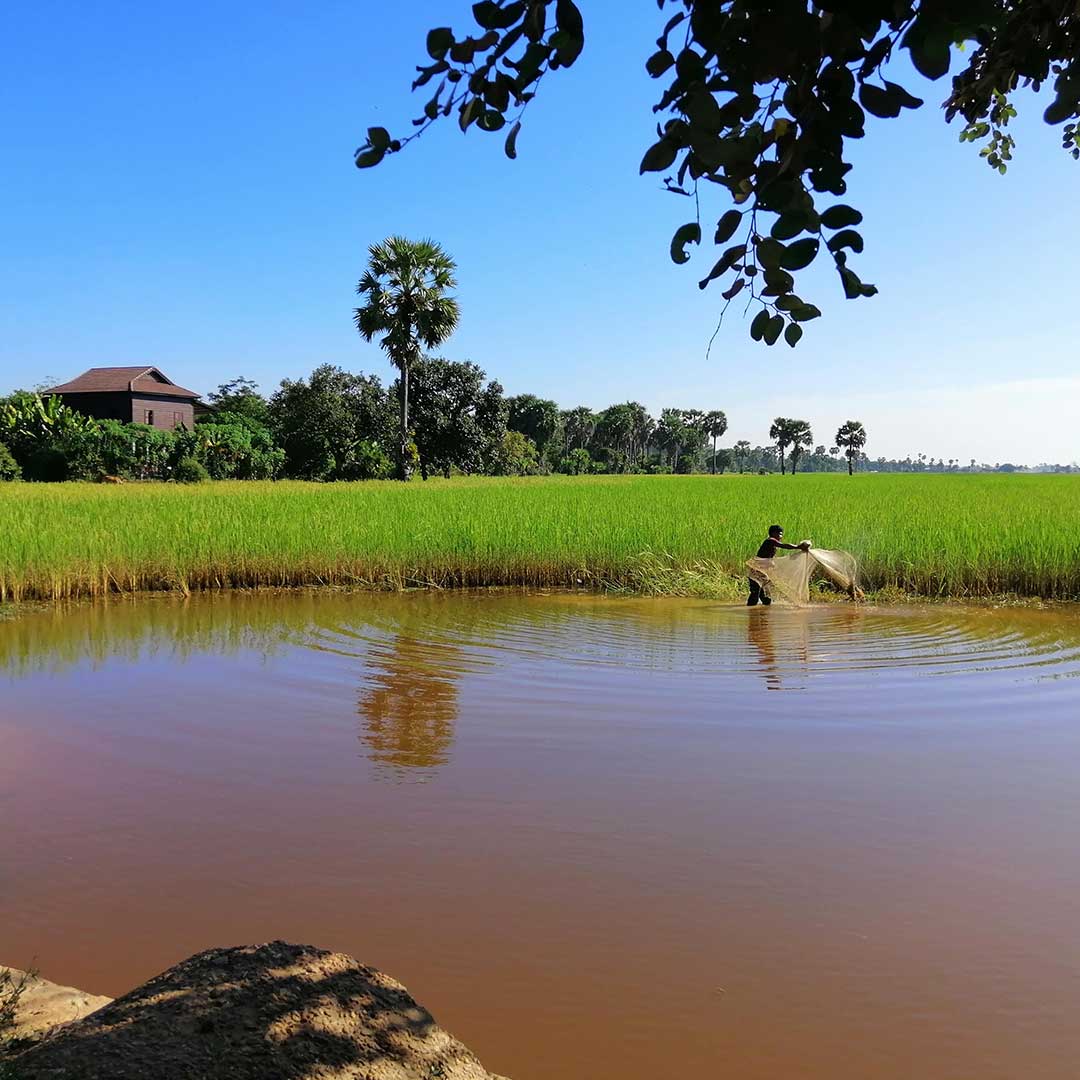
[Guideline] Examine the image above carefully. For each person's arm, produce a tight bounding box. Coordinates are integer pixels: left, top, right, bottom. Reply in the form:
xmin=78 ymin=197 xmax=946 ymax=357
xmin=777 ymin=542 xmax=800 ymax=551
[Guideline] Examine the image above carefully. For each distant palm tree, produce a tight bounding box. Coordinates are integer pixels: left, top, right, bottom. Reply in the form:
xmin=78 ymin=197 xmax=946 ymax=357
xmin=835 ymin=420 xmax=868 ymax=476
xmin=769 ymin=417 xmax=792 ymax=475
xmin=705 ymin=410 xmax=728 ymax=474
xmin=354 ymin=237 xmax=460 ymax=480
xmin=734 ymin=439 xmax=751 ymax=473
xmin=787 ymin=420 xmax=813 ymax=474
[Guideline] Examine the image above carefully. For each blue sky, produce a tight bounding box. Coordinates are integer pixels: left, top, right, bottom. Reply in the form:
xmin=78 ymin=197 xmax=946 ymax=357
xmin=3 ymin=1 xmax=1078 ymax=464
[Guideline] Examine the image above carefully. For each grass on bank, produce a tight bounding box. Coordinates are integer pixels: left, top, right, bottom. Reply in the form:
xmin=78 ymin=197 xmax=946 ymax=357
xmin=1 ymin=474 xmax=1078 ymax=603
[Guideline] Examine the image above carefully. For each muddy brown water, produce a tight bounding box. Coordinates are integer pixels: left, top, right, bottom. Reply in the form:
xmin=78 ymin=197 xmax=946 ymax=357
xmin=2 ymin=592 xmax=1080 ymax=1079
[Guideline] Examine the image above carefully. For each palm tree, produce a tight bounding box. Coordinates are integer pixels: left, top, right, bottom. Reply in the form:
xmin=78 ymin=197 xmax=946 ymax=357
xmin=354 ymin=237 xmax=460 ymax=480
xmin=787 ymin=420 xmax=813 ymax=474
xmin=734 ymin=439 xmax=751 ymax=473
xmin=769 ymin=417 xmax=793 ymax=474
xmin=705 ymin=410 xmax=728 ymax=474
xmin=835 ymin=420 xmax=868 ymax=476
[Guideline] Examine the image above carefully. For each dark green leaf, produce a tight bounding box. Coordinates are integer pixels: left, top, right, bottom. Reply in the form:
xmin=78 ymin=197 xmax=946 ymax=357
xmin=640 ymin=139 xmax=677 ymax=174
xmin=763 ymin=314 xmax=785 ymax=346
xmin=1045 ymin=96 xmax=1077 ymax=125
xmin=722 ymin=277 xmax=746 ymax=301
xmin=459 ymin=97 xmax=482 ymax=132
xmin=780 ymin=238 xmax=819 ymax=271
xmin=426 ymin=27 xmax=454 ymax=60
xmin=367 ymin=127 xmax=391 ymax=152
xmin=477 ymin=109 xmax=506 ymax=132
xmin=504 ymin=120 xmax=522 ymax=159
xmin=756 ymin=238 xmax=784 ymax=270
xmin=750 ymin=310 xmax=770 ymax=342
xmin=646 ymin=49 xmax=675 ymax=78
xmin=555 ymin=0 xmax=584 ymax=64
xmin=698 ymin=244 xmax=744 ymax=288
xmin=473 ymin=1 xmax=525 ymax=30
xmin=354 ymin=147 xmax=385 ymax=169
xmin=784 ymin=323 xmax=804 ymax=348
xmin=771 ymin=214 xmax=806 ymax=241
xmin=884 ymin=80 xmax=924 ymax=110
xmin=714 ymin=210 xmax=742 ymax=244
xmin=902 ymin=18 xmax=951 ymax=80
xmin=828 ymin=229 xmax=864 ymax=254
xmin=670 ymin=222 xmax=701 ymax=265
xmin=820 ymin=204 xmax=863 ymax=229
xmin=859 ymin=83 xmax=901 ymax=119
xmin=791 ymin=303 xmax=822 ymax=322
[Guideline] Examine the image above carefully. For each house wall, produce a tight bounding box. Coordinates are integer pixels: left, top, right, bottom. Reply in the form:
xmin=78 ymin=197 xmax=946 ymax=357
xmin=129 ymin=396 xmax=194 ymax=430
xmin=56 ymin=392 xmax=131 ymax=423
xmin=56 ymin=392 xmax=194 ymax=430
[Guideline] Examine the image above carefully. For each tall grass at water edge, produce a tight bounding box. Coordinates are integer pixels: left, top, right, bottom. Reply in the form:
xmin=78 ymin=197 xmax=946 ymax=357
xmin=1 ymin=474 xmax=1077 ymax=603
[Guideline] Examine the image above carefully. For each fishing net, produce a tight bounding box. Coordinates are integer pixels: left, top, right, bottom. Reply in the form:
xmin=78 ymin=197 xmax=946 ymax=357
xmin=746 ymin=544 xmax=860 ymax=606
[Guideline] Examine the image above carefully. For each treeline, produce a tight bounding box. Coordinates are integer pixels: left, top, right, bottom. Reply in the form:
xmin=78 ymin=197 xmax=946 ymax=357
xmin=4 ymin=359 xmax=1066 ymax=483
xmin=0 ymin=360 xmax=878 ymax=483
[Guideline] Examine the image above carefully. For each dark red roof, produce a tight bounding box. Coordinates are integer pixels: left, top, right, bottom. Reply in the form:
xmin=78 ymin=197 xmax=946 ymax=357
xmin=46 ymin=367 xmax=200 ymax=400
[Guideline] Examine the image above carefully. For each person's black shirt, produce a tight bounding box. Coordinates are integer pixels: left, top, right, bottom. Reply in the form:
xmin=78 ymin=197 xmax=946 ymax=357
xmin=756 ymin=537 xmax=782 ymax=558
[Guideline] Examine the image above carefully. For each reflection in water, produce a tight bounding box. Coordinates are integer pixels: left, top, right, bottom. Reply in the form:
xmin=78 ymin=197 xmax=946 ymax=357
xmin=357 ymin=635 xmax=461 ymax=778
xmin=745 ymin=608 xmax=811 ymax=690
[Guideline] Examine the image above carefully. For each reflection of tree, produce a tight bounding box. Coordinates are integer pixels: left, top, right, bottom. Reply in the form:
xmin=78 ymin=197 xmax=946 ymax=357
xmin=357 ymin=635 xmax=461 ymax=777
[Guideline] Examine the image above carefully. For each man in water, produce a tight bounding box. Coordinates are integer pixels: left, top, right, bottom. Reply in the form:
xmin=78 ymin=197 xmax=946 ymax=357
xmin=747 ymin=524 xmax=809 ymax=606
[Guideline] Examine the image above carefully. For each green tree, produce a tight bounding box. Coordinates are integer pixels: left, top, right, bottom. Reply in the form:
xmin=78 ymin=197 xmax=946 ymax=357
xmin=0 ymin=441 xmax=21 ymax=481
xmin=183 ymin=414 xmax=285 ymax=480
xmin=506 ymin=394 xmax=561 ymax=467
xmin=734 ymin=439 xmax=751 ymax=473
xmin=713 ymin=447 xmax=734 ymax=474
xmin=561 ymin=406 xmax=596 ymax=455
xmin=590 ymin=403 xmax=636 ymax=471
xmin=787 ymin=420 xmax=814 ymax=474
xmin=769 ymin=417 xmax=793 ymax=476
xmin=354 ymin=237 xmax=460 ymax=480
xmin=206 ymin=376 xmax=269 ymax=424
xmin=560 ymin=446 xmax=594 ymax=475
xmin=656 ymin=408 xmax=689 ymax=470
xmin=488 ymin=428 xmax=539 ymax=476
xmin=0 ymin=392 xmax=101 ymax=480
xmin=360 ymin=2 xmax=1080 ymax=346
xmin=704 ymin=410 xmax=729 ymax=474
xmin=403 ymin=357 xmax=507 ymax=478
xmin=268 ymin=364 xmax=394 ymax=481
xmin=835 ymin=419 xmax=869 ymax=476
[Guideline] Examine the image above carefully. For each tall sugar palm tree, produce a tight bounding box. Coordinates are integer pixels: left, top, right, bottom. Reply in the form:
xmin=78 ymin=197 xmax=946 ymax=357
xmin=354 ymin=237 xmax=460 ymax=480
xmin=835 ymin=419 xmax=868 ymax=476
xmin=705 ymin=410 xmax=728 ymax=474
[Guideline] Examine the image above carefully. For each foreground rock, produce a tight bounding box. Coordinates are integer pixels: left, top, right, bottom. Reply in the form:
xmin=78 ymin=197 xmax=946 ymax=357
xmin=6 ymin=942 xmax=508 ymax=1079
xmin=1 ymin=966 xmax=111 ymax=1040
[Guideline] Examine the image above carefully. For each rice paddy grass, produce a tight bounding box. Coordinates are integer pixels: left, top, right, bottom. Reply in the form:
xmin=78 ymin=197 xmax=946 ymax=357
xmin=1 ymin=473 xmax=1077 ymax=603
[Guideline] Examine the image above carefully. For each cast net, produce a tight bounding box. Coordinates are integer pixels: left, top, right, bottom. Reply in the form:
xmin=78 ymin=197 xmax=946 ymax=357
xmin=746 ymin=544 xmax=860 ymax=606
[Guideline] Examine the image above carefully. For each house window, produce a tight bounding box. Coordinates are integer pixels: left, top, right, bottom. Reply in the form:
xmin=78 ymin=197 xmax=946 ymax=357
xmin=145 ymin=409 xmax=155 ymax=426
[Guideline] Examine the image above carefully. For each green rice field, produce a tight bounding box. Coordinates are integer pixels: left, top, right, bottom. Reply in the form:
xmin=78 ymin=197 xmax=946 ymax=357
xmin=1 ymin=474 xmax=1077 ymax=603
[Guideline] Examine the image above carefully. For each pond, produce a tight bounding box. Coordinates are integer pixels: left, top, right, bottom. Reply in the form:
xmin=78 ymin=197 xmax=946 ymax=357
xmin=2 ymin=592 xmax=1080 ymax=1079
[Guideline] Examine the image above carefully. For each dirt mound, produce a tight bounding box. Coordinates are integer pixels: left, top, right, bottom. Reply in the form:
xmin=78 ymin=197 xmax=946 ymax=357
xmin=1 ymin=966 xmax=111 ymax=1040
xmin=6 ymin=941 xmax=507 ymax=1079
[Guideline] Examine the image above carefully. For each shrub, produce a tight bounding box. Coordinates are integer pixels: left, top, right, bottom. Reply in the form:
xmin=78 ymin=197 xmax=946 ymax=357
xmin=0 ymin=442 xmax=20 ymax=481
xmin=173 ymin=456 xmax=209 ymax=484
xmin=559 ymin=448 xmax=594 ymax=475
xmin=25 ymin=446 xmax=69 ymax=482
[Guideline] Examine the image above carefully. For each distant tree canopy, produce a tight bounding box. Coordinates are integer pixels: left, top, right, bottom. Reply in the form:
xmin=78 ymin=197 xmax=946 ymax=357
xmin=206 ymin=376 xmax=270 ymax=424
xmin=357 ymin=1 xmax=1080 ymax=346
xmin=400 ymin=357 xmax=507 ymax=478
